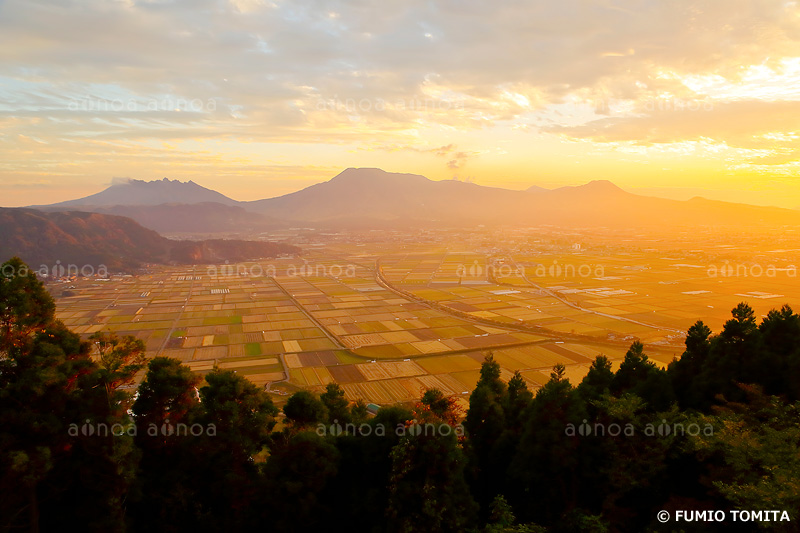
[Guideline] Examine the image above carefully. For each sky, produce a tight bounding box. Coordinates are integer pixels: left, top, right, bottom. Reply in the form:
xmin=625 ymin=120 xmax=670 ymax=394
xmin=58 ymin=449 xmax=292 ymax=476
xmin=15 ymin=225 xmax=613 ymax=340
xmin=2 ymin=0 xmax=800 ymax=207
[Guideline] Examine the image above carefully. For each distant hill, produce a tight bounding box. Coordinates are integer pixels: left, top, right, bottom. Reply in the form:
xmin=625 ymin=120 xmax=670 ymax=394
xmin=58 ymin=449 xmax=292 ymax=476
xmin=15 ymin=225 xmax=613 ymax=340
xmin=0 ymin=208 xmax=299 ymax=270
xmin=168 ymin=239 xmax=296 ymax=264
xmin=35 ymin=179 xmax=284 ymax=233
xmin=79 ymin=202 xmax=285 ymax=234
xmin=41 ymin=178 xmax=239 ymax=208
xmin=245 ymin=168 xmax=800 ymax=229
xmin=244 ymin=168 xmax=529 ymax=225
xmin=36 ymin=169 xmax=800 ymax=231
xmin=525 ymin=181 xmax=800 ymax=228
xmin=526 ymin=185 xmax=549 ymax=193
xmin=549 ymin=179 xmax=624 ymax=196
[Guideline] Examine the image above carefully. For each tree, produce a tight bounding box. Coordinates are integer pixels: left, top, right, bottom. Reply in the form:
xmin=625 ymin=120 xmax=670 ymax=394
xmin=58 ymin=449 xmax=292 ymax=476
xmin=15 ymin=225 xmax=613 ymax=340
xmin=132 ymin=357 xmax=199 ymax=435
xmin=419 ymin=387 xmax=461 ymax=426
xmin=503 ymin=371 xmax=533 ymax=430
xmin=612 ymin=341 xmax=674 ymax=411
xmin=465 ymin=355 xmax=509 ymax=514
xmin=757 ymin=305 xmax=800 ymax=399
xmin=259 ymin=431 xmax=340 ymax=531
xmin=0 ymin=258 xmax=135 ymax=532
xmin=129 ymin=357 xmax=202 ymax=531
xmin=722 ymin=302 xmax=758 ymax=342
xmin=190 ymin=368 xmax=279 ymax=529
xmin=0 ymin=257 xmax=55 ymax=352
xmin=685 ymin=320 xmax=713 ymax=357
xmin=483 ymin=495 xmax=550 ymax=532
xmin=687 ymin=385 xmax=800 ymax=532
xmin=283 ymin=390 xmax=328 ymax=430
xmin=320 ymin=382 xmax=351 ymax=425
xmin=759 ymin=304 xmax=800 ymax=355
xmin=668 ymin=321 xmax=713 ymax=409
xmin=578 ymin=355 xmax=614 ymax=406
xmin=327 ymin=406 xmax=414 ymax=531
xmin=89 ymin=331 xmax=146 ymax=412
xmin=486 ymin=495 xmax=516 ymax=531
xmin=509 ymin=364 xmax=585 ymax=525
xmin=386 ymin=425 xmax=477 ymax=532
xmin=200 ymin=368 xmax=278 ymax=449
xmin=688 ymin=304 xmax=765 ymax=409
xmin=350 ymin=398 xmax=369 ymax=424
xmin=477 ymin=353 xmax=506 ymax=396
xmin=484 ymin=371 xmax=534 ymax=517
xmin=585 ymin=394 xmax=678 ymax=531
xmin=612 ymin=341 xmax=651 ymax=394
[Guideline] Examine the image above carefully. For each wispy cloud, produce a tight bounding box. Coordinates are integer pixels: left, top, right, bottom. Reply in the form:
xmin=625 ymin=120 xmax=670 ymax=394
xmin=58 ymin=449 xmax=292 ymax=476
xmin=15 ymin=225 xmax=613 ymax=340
xmin=2 ymin=0 xmax=800 ymax=204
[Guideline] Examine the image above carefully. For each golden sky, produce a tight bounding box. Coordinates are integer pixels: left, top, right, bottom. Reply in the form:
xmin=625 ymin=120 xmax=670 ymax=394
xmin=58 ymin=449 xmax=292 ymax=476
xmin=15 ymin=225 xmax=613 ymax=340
xmin=2 ymin=0 xmax=800 ymax=207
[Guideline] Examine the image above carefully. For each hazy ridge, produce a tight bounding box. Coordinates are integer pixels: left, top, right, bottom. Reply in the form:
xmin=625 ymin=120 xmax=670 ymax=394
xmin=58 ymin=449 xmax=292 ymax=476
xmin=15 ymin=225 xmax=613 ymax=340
xmin=31 ymin=168 xmax=800 ymax=233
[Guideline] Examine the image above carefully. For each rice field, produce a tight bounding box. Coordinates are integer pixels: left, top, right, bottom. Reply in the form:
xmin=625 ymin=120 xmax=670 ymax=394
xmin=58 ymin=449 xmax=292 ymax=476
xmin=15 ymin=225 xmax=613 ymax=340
xmin=50 ymin=235 xmax=800 ymax=406
xmin=379 ymin=247 xmax=800 ymax=346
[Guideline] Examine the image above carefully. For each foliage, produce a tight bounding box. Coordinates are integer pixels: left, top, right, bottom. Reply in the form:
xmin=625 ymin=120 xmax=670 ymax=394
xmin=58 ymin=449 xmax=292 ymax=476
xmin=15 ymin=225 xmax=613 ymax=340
xmin=283 ymin=389 xmax=328 ymax=430
xmin=320 ymin=382 xmax=352 ymax=425
xmin=687 ymin=385 xmax=800 ymax=531
xmin=0 ymin=258 xmax=136 ymax=532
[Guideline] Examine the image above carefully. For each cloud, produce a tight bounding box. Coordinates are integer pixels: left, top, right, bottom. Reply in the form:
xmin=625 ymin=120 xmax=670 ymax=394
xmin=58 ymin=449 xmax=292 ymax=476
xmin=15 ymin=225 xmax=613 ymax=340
xmin=747 ymin=149 xmax=800 ymax=166
xmin=1 ymin=179 xmax=54 ymax=189
xmin=434 ymin=144 xmax=455 ymax=157
xmin=443 ymin=149 xmax=479 ymax=179
xmin=446 ymin=151 xmax=472 ymax=169
xmin=545 ymin=100 xmax=800 ymax=149
xmin=2 ymin=0 xmax=799 ymax=142
xmin=3 ymin=0 xmax=800 ymax=202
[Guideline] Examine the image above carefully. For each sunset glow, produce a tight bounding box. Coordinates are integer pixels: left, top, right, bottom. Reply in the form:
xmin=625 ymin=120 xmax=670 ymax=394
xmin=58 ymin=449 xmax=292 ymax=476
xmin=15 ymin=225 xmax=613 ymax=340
xmin=2 ymin=0 xmax=800 ymax=206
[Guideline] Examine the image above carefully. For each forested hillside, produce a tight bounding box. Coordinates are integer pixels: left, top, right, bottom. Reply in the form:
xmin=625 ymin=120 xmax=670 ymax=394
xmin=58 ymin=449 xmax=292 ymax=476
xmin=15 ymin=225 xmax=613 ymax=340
xmin=0 ymin=210 xmax=298 ymax=270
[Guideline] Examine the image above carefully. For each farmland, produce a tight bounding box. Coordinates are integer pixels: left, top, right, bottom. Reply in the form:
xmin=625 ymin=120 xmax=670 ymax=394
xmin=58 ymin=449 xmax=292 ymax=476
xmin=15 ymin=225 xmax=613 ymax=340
xmin=51 ymin=226 xmax=800 ymax=406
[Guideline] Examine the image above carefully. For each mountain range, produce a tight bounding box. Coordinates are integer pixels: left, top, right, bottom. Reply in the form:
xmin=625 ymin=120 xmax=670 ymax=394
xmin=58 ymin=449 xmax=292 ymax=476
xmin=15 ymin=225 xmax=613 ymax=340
xmin=28 ymin=168 xmax=800 ymax=232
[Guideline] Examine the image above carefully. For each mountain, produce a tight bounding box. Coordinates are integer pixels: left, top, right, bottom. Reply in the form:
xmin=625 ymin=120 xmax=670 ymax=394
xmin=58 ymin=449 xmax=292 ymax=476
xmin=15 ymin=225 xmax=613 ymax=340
xmin=41 ymin=178 xmax=239 ymax=208
xmin=244 ymin=168 xmax=529 ymax=225
xmin=34 ymin=179 xmax=284 ymax=233
xmin=245 ymin=168 xmax=800 ymax=229
xmin=526 ymin=185 xmax=549 ymax=193
xmin=515 ymin=179 xmax=800 ymax=228
xmin=35 ymin=169 xmax=800 ymax=231
xmin=0 ymin=208 xmax=299 ymax=270
xmin=550 ymin=179 xmax=624 ymax=195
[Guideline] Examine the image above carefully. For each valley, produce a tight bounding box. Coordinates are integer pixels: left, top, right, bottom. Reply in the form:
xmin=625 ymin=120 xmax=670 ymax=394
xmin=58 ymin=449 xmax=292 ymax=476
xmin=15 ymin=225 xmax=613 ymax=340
xmin=51 ymin=225 xmax=800 ymax=408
